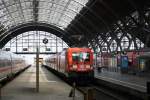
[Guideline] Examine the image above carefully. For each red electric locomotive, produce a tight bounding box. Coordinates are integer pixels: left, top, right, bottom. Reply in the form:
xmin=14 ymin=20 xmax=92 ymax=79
xmin=45 ymin=48 xmax=94 ymax=82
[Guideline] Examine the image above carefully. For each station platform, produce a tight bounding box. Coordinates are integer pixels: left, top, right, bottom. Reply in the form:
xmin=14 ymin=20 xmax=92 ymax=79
xmin=94 ymin=69 xmax=149 ymax=93
xmin=1 ymin=66 xmax=83 ymax=100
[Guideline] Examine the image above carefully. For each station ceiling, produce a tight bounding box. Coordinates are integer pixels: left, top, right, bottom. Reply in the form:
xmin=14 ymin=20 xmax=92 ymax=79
xmin=0 ymin=0 xmax=149 ymax=48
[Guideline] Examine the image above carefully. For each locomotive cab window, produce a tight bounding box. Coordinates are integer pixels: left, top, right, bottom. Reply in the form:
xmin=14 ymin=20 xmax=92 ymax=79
xmin=72 ymin=52 xmax=90 ymax=62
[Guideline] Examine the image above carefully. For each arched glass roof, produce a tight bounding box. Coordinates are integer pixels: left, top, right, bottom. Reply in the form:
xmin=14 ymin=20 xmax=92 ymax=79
xmin=3 ymin=31 xmax=69 ymax=53
xmin=0 ymin=0 xmax=89 ymax=30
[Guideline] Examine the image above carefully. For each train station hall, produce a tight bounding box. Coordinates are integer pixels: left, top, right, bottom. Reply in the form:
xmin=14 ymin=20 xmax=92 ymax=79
xmin=0 ymin=0 xmax=150 ymax=100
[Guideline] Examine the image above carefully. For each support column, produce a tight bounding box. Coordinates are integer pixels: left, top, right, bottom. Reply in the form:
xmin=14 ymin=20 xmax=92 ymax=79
xmin=36 ymin=31 xmax=39 ymax=92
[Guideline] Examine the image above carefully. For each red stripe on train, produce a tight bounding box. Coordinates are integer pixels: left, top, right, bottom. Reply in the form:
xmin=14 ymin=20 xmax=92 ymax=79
xmin=0 ymin=66 xmax=21 ymax=72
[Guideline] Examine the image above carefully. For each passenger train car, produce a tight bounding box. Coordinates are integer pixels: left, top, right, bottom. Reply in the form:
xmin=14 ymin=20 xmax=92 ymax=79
xmin=0 ymin=50 xmax=28 ymax=80
xmin=44 ymin=48 xmax=94 ymax=82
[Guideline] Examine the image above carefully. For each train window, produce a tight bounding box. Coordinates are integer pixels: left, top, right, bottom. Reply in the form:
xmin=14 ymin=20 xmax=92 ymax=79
xmin=72 ymin=52 xmax=90 ymax=62
xmin=1 ymin=60 xmax=8 ymax=67
xmin=72 ymin=53 xmax=80 ymax=62
xmin=82 ymin=53 xmax=90 ymax=62
xmin=0 ymin=60 xmax=4 ymax=67
xmin=62 ymin=51 xmax=66 ymax=56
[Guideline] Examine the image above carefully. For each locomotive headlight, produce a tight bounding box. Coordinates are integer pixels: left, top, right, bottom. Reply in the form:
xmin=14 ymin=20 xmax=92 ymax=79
xmin=73 ymin=65 xmax=77 ymax=69
xmin=86 ymin=65 xmax=90 ymax=68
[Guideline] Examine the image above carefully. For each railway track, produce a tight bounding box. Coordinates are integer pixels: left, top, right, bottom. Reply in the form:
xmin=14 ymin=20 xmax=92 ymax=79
xmin=44 ymin=65 xmax=128 ymax=100
xmin=44 ymin=65 xmax=148 ymax=100
xmin=75 ymin=80 xmax=149 ymax=100
xmin=75 ymin=84 xmax=127 ymax=100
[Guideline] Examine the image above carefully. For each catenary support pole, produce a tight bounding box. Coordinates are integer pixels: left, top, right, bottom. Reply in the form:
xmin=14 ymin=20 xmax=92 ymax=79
xmin=36 ymin=31 xmax=39 ymax=92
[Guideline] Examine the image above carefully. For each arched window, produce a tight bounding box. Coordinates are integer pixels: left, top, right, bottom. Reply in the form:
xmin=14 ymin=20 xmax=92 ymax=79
xmin=136 ymin=38 xmax=144 ymax=49
xmin=120 ymin=36 xmax=129 ymax=50
xmin=3 ymin=31 xmax=68 ymax=53
xmin=110 ymin=40 xmax=117 ymax=52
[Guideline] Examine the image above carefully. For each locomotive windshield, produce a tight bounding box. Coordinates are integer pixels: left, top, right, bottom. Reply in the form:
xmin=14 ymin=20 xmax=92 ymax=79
xmin=72 ymin=52 xmax=90 ymax=62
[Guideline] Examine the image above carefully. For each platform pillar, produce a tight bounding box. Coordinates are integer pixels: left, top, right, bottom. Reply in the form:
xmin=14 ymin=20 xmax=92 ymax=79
xmin=73 ymin=82 xmax=76 ymax=100
xmin=147 ymin=82 xmax=150 ymax=100
xmin=85 ymin=88 xmax=94 ymax=100
xmin=36 ymin=46 xmax=39 ymax=92
xmin=0 ymin=84 xmax=2 ymax=99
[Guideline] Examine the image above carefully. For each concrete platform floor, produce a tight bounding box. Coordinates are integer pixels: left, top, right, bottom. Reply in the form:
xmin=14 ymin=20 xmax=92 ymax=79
xmin=95 ymin=69 xmax=150 ymax=92
xmin=1 ymin=66 xmax=83 ymax=100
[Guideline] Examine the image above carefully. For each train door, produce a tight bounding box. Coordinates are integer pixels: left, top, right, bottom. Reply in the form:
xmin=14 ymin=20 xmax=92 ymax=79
xmin=64 ymin=50 xmax=68 ymax=75
xmin=58 ymin=54 xmax=60 ymax=71
xmin=120 ymin=55 xmax=128 ymax=73
xmin=60 ymin=50 xmax=66 ymax=73
xmin=144 ymin=59 xmax=150 ymax=72
xmin=139 ymin=59 xmax=145 ymax=71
